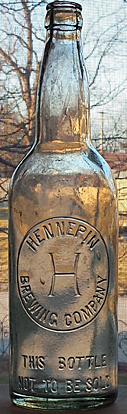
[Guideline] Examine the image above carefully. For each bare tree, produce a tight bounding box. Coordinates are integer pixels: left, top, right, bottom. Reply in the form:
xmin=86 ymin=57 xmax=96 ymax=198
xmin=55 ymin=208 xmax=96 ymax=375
xmin=0 ymin=1 xmax=46 ymax=176
xmin=83 ymin=2 xmax=127 ymax=108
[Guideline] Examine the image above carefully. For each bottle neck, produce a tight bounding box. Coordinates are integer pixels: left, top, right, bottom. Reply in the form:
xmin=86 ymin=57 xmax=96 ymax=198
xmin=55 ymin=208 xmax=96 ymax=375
xmin=36 ymin=2 xmax=91 ymax=151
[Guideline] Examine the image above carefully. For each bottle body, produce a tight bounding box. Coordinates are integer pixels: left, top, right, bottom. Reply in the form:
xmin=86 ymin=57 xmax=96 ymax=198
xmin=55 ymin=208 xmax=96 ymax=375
xmin=9 ymin=146 xmax=118 ymax=409
xmin=9 ymin=1 xmax=118 ymax=410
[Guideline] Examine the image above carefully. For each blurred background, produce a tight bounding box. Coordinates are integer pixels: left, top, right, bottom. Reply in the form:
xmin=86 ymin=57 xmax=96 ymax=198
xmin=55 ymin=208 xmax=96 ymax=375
xmin=0 ymin=0 xmax=127 ymax=384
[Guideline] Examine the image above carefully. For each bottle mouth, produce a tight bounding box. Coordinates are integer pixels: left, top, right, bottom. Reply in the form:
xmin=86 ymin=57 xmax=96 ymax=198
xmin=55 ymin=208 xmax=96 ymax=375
xmin=45 ymin=1 xmax=83 ymax=30
xmin=46 ymin=1 xmax=82 ymax=12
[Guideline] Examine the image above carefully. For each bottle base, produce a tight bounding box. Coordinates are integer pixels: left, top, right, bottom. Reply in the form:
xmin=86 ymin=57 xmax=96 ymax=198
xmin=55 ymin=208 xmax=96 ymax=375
xmin=11 ymin=389 xmax=118 ymax=410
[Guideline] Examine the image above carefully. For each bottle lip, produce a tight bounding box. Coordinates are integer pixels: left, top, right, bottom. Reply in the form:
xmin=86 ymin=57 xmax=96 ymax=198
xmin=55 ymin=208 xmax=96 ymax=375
xmin=46 ymin=1 xmax=82 ymax=12
xmin=45 ymin=1 xmax=83 ymax=30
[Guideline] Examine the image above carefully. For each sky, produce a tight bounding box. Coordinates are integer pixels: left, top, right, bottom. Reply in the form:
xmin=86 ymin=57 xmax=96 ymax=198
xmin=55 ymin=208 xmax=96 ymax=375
xmin=38 ymin=0 xmax=127 ymax=142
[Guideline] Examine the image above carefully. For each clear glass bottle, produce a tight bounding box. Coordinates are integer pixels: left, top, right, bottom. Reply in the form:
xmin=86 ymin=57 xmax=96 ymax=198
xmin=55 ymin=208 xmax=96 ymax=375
xmin=9 ymin=1 xmax=118 ymax=410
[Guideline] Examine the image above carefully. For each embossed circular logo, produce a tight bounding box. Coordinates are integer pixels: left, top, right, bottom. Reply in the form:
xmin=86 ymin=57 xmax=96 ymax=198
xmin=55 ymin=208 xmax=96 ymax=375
xmin=17 ymin=217 xmax=109 ymax=332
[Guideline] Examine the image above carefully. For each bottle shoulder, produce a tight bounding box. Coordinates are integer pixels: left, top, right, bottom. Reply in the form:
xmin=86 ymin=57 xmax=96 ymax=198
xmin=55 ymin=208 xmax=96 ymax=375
xmin=9 ymin=145 xmax=118 ymax=237
xmin=86 ymin=144 xmax=116 ymax=193
xmin=10 ymin=144 xmax=116 ymax=193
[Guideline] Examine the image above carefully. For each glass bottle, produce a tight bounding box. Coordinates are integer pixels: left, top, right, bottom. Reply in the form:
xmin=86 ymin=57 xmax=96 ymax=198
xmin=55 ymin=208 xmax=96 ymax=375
xmin=9 ymin=1 xmax=118 ymax=410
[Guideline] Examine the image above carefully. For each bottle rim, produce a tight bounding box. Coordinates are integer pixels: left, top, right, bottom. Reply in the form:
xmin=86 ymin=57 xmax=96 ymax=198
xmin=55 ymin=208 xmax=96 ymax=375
xmin=46 ymin=1 xmax=82 ymax=12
